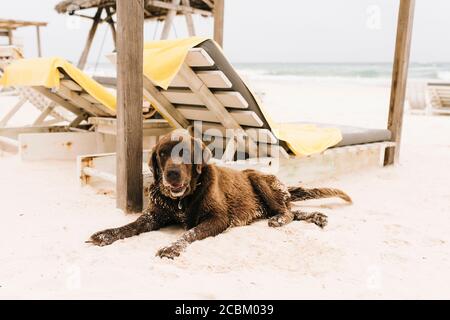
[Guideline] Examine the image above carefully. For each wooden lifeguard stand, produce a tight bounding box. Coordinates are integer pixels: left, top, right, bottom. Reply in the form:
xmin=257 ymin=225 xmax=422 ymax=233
xmin=55 ymin=0 xmax=223 ymax=70
xmin=0 ymin=19 xmax=47 ymax=57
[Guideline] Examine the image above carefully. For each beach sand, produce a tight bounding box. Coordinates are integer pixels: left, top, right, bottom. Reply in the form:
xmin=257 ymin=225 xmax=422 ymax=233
xmin=0 ymin=79 xmax=449 ymax=299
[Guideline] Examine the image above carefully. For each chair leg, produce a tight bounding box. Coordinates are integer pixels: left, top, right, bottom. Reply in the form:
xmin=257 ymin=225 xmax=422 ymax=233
xmin=0 ymin=96 xmax=27 ymax=127
xmin=69 ymin=113 xmax=88 ymax=127
xmin=32 ymin=102 xmax=57 ymax=125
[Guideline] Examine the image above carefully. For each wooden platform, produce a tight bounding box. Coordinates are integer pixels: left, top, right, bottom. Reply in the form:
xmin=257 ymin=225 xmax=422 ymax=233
xmin=77 ymin=141 xmax=394 ymax=209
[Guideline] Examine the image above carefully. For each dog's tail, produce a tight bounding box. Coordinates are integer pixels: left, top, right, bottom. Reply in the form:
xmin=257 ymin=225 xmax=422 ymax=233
xmin=288 ymin=186 xmax=352 ymax=203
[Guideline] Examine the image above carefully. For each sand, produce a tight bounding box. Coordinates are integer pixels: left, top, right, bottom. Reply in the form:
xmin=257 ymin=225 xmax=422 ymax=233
xmin=1 ymin=79 xmax=449 ymax=299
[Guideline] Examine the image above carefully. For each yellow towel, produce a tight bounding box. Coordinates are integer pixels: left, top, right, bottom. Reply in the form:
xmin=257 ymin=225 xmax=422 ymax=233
xmin=274 ymin=124 xmax=342 ymax=156
xmin=0 ymin=57 xmax=116 ymax=112
xmin=239 ymin=63 xmax=343 ymax=156
xmin=143 ymin=37 xmax=207 ymax=90
xmin=141 ymin=37 xmax=342 ymax=156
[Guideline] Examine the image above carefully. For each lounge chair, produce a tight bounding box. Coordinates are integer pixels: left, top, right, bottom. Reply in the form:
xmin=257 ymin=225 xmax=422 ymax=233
xmin=0 ymin=52 xmax=173 ymax=142
xmin=0 ymin=47 xmax=73 ymax=131
xmin=427 ymin=82 xmax=450 ymax=114
xmin=95 ymin=39 xmax=390 ymax=161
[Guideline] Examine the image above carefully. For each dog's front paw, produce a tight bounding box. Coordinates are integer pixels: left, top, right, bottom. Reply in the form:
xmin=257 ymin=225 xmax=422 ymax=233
xmin=156 ymin=241 xmax=185 ymax=259
xmin=309 ymin=212 xmax=328 ymax=228
xmin=86 ymin=229 xmax=118 ymax=246
xmin=268 ymin=214 xmax=291 ymax=228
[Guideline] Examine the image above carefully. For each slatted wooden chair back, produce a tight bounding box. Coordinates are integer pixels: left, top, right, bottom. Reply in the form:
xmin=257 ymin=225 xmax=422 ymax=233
xmin=141 ymin=42 xmax=289 ymax=159
xmin=428 ymin=83 xmax=450 ymax=109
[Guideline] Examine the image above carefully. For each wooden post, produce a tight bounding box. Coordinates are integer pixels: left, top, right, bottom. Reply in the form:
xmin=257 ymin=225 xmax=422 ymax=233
xmin=77 ymin=8 xmax=103 ymax=70
xmin=7 ymin=29 xmax=13 ymax=45
xmin=213 ymin=0 xmax=224 ymax=47
xmin=182 ymin=0 xmax=196 ymax=36
xmin=105 ymin=6 xmax=117 ymax=50
xmin=116 ymin=0 xmax=144 ymax=213
xmin=384 ymin=0 xmax=415 ymax=165
xmin=160 ymin=0 xmax=181 ymax=39
xmin=36 ymin=26 xmax=42 ymax=57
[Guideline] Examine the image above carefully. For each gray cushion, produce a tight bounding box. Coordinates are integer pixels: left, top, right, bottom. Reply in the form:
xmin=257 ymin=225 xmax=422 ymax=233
xmin=285 ymin=122 xmax=391 ymax=147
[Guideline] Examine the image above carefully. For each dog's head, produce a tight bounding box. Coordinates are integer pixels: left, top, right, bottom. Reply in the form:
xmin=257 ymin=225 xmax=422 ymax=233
xmin=149 ymin=130 xmax=211 ymax=199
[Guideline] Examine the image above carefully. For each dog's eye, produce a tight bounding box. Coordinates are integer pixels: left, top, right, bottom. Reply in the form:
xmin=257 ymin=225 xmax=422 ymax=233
xmin=159 ymin=151 xmax=165 ymax=157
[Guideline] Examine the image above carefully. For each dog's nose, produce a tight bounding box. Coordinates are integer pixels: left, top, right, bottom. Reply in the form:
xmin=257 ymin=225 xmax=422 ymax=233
xmin=166 ymin=168 xmax=181 ymax=182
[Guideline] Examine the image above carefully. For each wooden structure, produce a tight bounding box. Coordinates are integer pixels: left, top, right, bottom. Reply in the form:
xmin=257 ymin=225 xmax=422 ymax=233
xmin=111 ymin=0 xmax=415 ymax=212
xmin=0 ymin=19 xmax=47 ymax=57
xmin=116 ymin=0 xmax=144 ymax=213
xmin=384 ymin=0 xmax=415 ymax=165
xmin=0 ymin=1 xmax=414 ymax=213
xmin=55 ymin=0 xmax=223 ymax=69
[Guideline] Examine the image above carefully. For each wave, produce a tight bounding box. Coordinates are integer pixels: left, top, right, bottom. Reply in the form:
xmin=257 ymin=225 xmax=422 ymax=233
xmin=234 ymin=62 xmax=450 ymax=82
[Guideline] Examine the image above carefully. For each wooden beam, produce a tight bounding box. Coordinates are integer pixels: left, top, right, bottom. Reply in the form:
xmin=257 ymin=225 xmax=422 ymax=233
xmin=105 ymin=6 xmax=117 ymax=50
xmin=0 ymin=19 xmax=47 ymax=28
xmin=89 ymin=117 xmax=173 ymax=136
xmin=69 ymin=113 xmax=89 ymax=127
xmin=36 ymin=26 xmax=42 ymax=57
xmin=213 ymin=0 xmax=224 ymax=47
xmin=32 ymin=86 xmax=84 ymax=116
xmin=147 ymin=0 xmax=212 ymax=16
xmin=142 ymin=77 xmax=189 ymax=128
xmin=384 ymin=0 xmax=415 ymax=165
xmin=116 ymin=0 xmax=144 ymax=213
xmin=181 ymin=0 xmax=196 ymax=36
xmin=200 ymin=0 xmax=214 ymax=8
xmin=7 ymin=29 xmax=13 ymax=45
xmin=0 ymin=124 xmax=91 ymax=139
xmin=32 ymin=102 xmax=57 ymax=125
xmin=0 ymin=97 xmax=27 ymax=127
xmin=162 ymin=89 xmax=248 ymax=108
xmin=77 ymin=8 xmax=103 ymax=70
xmin=160 ymin=0 xmax=181 ymax=39
xmin=178 ymin=63 xmax=240 ymax=129
xmin=56 ymin=85 xmax=103 ymax=116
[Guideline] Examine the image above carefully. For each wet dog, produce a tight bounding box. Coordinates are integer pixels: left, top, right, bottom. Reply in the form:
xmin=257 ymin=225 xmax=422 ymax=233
xmin=88 ymin=131 xmax=352 ymax=258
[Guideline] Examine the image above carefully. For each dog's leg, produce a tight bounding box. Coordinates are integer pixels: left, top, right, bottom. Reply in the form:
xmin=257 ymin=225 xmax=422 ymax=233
xmin=87 ymin=209 xmax=169 ymax=247
xmin=245 ymin=172 xmax=294 ymax=228
xmin=292 ymin=210 xmax=328 ymax=228
xmin=268 ymin=209 xmax=294 ymax=228
xmin=156 ymin=217 xmax=228 ymax=259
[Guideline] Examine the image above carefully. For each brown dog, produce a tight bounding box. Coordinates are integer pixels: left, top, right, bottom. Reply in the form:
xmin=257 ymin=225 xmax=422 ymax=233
xmin=88 ymin=131 xmax=352 ymax=259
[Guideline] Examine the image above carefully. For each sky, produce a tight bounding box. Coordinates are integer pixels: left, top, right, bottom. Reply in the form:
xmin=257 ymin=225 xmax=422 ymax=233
xmin=1 ymin=0 xmax=450 ymax=64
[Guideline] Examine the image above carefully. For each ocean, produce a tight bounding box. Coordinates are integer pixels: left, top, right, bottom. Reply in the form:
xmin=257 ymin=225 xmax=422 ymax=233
xmin=233 ymin=62 xmax=450 ymax=82
xmin=87 ymin=62 xmax=450 ymax=82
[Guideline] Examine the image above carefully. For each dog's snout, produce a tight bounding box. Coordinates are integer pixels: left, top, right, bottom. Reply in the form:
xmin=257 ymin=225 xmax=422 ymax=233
xmin=166 ymin=168 xmax=181 ymax=182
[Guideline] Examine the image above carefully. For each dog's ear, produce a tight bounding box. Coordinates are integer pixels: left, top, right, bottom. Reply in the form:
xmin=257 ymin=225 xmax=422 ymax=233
xmin=148 ymin=146 xmax=159 ymax=179
xmin=193 ymin=137 xmax=211 ymax=174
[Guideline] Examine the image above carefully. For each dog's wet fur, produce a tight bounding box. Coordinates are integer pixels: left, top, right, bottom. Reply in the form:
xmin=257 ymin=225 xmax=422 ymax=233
xmin=88 ymin=131 xmax=352 ymax=259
